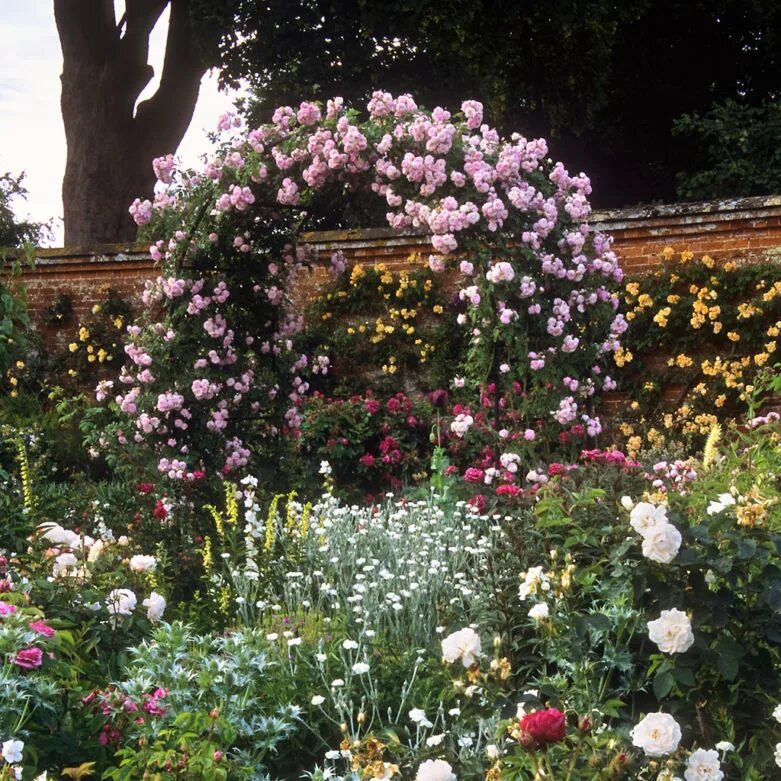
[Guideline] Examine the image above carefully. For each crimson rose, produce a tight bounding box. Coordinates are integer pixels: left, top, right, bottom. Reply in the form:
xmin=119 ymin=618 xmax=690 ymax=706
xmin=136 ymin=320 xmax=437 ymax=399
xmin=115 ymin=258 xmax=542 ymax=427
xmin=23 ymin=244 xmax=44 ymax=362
xmin=519 ymin=708 xmax=566 ymax=746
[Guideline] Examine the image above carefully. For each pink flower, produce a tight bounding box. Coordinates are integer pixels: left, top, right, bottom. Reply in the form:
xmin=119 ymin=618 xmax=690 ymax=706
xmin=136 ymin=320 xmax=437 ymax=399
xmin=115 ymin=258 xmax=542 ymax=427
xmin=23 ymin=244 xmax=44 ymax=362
xmin=13 ymin=646 xmax=43 ymax=670
xmin=29 ymin=620 xmax=56 ymax=638
xmin=0 ymin=602 xmax=17 ymax=617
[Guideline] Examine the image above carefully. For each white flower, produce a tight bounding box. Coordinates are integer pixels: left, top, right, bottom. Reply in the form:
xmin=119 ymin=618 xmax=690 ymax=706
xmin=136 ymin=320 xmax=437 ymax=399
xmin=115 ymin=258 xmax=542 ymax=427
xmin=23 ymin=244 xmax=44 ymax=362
xmin=647 ymin=608 xmax=694 ymax=653
xmin=319 ymin=461 xmax=332 ymax=476
xmin=485 ymin=744 xmax=499 ymax=760
xmin=426 ymin=733 xmax=445 ymax=747
xmin=330 ymin=678 xmax=345 ymax=688
xmin=40 ymin=523 xmax=80 ymax=548
xmin=528 ymin=603 xmax=550 ymax=622
xmin=450 ymin=414 xmax=474 ymax=438
xmin=342 ymin=639 xmax=359 ymax=650
xmin=352 ymin=661 xmax=370 ymax=674
xmin=106 ymin=588 xmax=137 ymax=616
xmin=620 ymin=496 xmax=635 ymax=511
xmin=630 ymin=502 xmax=668 ymax=535
xmin=311 ymin=695 xmax=326 ymax=706
xmin=641 ymin=523 xmax=682 ymax=564
xmin=631 ymin=712 xmax=682 ymax=756
xmin=129 ymin=554 xmax=157 ymax=572
xmin=415 ymin=759 xmax=456 ymax=781
xmin=706 ymin=493 xmax=736 ymax=516
xmin=441 ymin=627 xmax=481 ymax=667
xmin=775 ymin=742 xmax=781 ymax=768
xmin=142 ymin=591 xmax=166 ymax=622
xmin=684 ymin=748 xmax=723 ymax=781
xmin=2 ymin=739 xmax=24 ymax=764
xmin=519 ymin=566 xmax=550 ymax=600
xmin=774 ymin=704 xmax=781 ymax=723
xmin=409 ymin=708 xmax=428 ymax=723
xmin=715 ymin=741 xmax=734 ymax=753
xmin=287 ymin=637 xmax=302 ymax=647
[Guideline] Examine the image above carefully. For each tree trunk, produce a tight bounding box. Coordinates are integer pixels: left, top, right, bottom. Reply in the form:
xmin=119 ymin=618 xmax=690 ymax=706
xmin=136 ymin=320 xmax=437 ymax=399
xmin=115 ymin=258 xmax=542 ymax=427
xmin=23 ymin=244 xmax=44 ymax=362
xmin=55 ymin=0 xmax=207 ymax=246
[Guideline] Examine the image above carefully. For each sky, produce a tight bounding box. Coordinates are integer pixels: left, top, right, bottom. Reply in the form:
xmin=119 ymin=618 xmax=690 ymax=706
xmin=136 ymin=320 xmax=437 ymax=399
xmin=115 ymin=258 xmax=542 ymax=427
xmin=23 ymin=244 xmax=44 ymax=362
xmin=0 ymin=2 xmax=240 ymax=246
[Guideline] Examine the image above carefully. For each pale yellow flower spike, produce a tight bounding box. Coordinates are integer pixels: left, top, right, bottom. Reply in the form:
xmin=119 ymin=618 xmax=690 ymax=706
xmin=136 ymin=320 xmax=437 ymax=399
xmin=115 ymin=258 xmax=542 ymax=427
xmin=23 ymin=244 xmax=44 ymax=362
xmin=285 ymin=491 xmax=299 ymax=535
xmin=702 ymin=422 xmax=722 ymax=472
xmin=225 ymin=482 xmax=239 ymax=525
xmin=264 ymin=495 xmax=282 ymax=554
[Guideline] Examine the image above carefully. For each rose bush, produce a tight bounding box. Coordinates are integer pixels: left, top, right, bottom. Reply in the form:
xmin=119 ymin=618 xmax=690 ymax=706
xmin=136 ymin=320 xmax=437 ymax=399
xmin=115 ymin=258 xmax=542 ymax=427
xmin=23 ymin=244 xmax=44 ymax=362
xmin=92 ymin=92 xmax=625 ymax=487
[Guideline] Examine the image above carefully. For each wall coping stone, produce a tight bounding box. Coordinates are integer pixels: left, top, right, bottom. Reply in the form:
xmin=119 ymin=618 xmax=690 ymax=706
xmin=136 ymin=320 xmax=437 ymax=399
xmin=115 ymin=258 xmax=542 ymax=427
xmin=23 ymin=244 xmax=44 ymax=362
xmin=3 ymin=193 xmax=781 ymax=264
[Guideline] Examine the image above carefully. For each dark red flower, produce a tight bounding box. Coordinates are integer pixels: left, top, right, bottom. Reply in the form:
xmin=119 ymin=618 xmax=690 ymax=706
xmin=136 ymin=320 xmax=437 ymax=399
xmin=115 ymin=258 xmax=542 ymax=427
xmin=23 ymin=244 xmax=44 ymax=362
xmin=137 ymin=482 xmax=155 ymax=494
xmin=152 ymin=500 xmax=168 ymax=519
xmin=519 ymin=708 xmax=566 ymax=747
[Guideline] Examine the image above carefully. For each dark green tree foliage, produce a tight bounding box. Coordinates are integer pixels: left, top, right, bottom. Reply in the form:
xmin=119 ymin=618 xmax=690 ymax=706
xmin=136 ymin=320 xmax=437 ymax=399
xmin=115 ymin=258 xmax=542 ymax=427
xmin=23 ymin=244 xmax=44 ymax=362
xmin=0 ymin=172 xmax=44 ymax=248
xmin=217 ymin=0 xmax=781 ymax=208
xmin=673 ymin=100 xmax=781 ymax=200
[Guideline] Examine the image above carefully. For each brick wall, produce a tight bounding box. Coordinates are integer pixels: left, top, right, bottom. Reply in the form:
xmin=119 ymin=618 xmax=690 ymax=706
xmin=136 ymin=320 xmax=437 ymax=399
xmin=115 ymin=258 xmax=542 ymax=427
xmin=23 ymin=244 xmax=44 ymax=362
xmin=5 ymin=194 xmax=781 ymax=344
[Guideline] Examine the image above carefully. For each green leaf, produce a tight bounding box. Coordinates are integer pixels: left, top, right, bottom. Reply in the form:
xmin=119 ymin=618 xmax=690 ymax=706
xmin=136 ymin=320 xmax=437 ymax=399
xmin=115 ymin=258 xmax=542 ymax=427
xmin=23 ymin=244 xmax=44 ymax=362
xmin=653 ymin=669 xmax=675 ymax=699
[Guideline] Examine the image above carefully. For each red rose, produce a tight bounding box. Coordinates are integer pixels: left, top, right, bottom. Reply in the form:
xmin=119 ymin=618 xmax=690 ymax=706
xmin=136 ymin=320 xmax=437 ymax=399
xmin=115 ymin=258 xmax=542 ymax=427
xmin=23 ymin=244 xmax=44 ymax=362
xmin=13 ymin=646 xmax=44 ymax=670
xmin=519 ymin=708 xmax=566 ymax=746
xmin=137 ymin=482 xmax=155 ymax=494
xmin=152 ymin=500 xmax=168 ymax=519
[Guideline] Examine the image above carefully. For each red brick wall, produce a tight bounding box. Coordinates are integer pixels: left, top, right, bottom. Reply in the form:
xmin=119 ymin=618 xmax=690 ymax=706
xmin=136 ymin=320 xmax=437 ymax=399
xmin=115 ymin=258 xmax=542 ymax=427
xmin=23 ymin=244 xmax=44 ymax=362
xmin=6 ymin=194 xmax=781 ymax=345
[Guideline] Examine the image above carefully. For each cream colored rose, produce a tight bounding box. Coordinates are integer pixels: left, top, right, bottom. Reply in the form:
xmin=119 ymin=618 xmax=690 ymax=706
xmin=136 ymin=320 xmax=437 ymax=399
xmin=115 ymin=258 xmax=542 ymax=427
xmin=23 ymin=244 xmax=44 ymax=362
xmin=648 ymin=608 xmax=694 ymax=653
xmin=641 ymin=523 xmax=682 ymax=563
xmin=441 ymin=627 xmax=481 ymax=667
xmin=631 ymin=712 xmax=681 ymax=756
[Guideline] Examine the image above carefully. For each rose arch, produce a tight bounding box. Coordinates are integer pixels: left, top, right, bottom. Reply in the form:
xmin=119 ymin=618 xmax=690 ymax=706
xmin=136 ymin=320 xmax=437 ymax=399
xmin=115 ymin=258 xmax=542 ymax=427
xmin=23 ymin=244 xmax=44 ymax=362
xmin=98 ymin=92 xmax=626 ymax=481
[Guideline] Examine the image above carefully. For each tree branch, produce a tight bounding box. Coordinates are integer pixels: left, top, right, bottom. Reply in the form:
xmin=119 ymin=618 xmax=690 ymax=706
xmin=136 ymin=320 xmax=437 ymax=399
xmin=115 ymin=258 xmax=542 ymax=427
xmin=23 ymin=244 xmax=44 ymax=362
xmin=134 ymin=0 xmax=208 ymax=154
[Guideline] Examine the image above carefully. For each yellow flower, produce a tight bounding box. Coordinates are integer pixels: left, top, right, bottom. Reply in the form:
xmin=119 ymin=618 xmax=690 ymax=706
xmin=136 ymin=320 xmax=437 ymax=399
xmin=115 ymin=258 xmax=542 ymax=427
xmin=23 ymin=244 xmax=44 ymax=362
xmin=724 ymin=261 xmax=738 ymax=272
xmin=625 ymin=311 xmax=636 ymax=321
xmin=666 ymin=294 xmax=680 ymax=305
xmin=727 ymin=331 xmax=741 ymax=342
xmin=766 ymin=341 xmax=777 ymax=353
xmin=614 ymin=347 xmax=633 ymax=367
xmin=737 ymin=303 xmax=760 ymax=319
xmin=680 ymin=250 xmax=694 ymax=262
xmin=712 ymin=321 xmax=722 ymax=334
xmin=637 ymin=293 xmax=653 ymax=309
xmin=701 ymin=254 xmax=714 ymax=268
xmin=87 ymin=354 xmax=96 ymax=363
xmin=15 ymin=361 xmax=24 ymax=370
xmin=754 ymin=353 xmax=769 ymax=366
xmin=433 ymin=304 xmax=443 ymax=315
xmin=113 ymin=317 xmax=124 ymax=329
xmin=768 ymin=325 xmax=780 ymax=337
xmin=9 ymin=376 xmax=18 ymax=386
xmin=653 ymin=307 xmax=671 ymax=327
xmin=78 ymin=326 xmax=90 ymax=342
xmin=625 ymin=282 xmax=640 ymax=297
xmin=97 ymin=348 xmax=108 ymax=362
xmin=630 ymin=400 xmax=640 ymax=411
xmin=661 ymin=247 xmax=675 ymax=261
xmin=91 ymin=304 xmax=102 ymax=314
xmin=675 ymin=354 xmax=693 ymax=368
xmin=349 ymin=264 xmax=365 ymax=285
xmin=86 ymin=345 xmax=95 ymax=354
xmin=68 ymin=343 xmax=78 ymax=353
xmin=715 ymin=394 xmax=726 ymax=408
